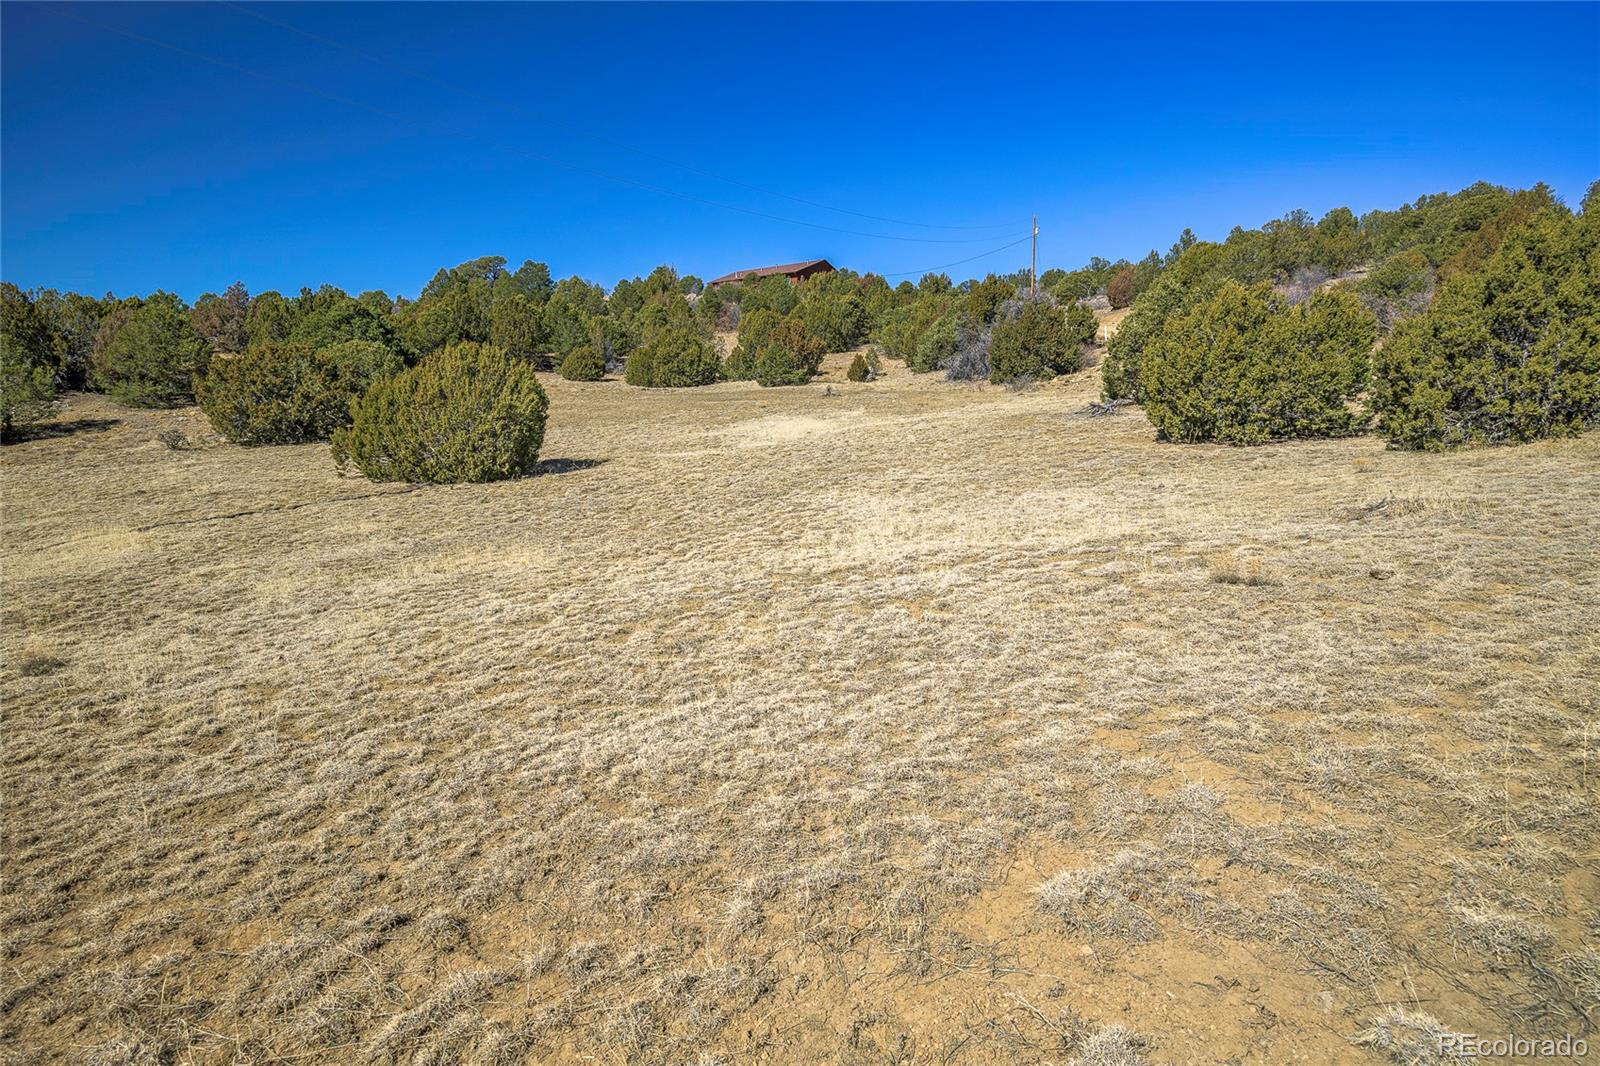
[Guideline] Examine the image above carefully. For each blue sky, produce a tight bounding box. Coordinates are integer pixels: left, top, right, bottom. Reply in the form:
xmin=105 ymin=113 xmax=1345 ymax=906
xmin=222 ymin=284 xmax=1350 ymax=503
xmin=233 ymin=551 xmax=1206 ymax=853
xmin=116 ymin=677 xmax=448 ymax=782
xmin=3 ymin=2 xmax=1597 ymax=300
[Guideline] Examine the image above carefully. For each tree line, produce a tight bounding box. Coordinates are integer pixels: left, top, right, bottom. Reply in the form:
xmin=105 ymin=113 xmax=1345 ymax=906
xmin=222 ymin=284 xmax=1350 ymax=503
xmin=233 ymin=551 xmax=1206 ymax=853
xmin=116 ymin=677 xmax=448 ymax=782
xmin=1 ymin=178 xmax=1594 ymax=480
xmin=1099 ymin=180 xmax=1598 ymax=448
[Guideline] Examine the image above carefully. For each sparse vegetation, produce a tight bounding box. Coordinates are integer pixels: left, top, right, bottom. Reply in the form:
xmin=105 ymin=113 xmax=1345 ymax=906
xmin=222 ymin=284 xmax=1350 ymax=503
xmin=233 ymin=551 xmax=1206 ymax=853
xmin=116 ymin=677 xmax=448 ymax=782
xmin=7 ymin=361 xmax=1596 ymax=1063
xmin=3 ymin=177 xmax=1598 ymax=1063
xmin=1353 ymin=1007 xmax=1471 ymax=1065
xmin=943 ymin=316 xmax=992 ymax=382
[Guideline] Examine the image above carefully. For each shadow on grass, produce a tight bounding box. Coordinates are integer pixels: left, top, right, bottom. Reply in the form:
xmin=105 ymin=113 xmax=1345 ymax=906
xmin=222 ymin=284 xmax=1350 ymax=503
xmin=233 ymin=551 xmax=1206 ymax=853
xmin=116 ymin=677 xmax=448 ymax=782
xmin=536 ymin=457 xmax=608 ymax=476
xmin=2 ymin=418 xmax=121 ymax=445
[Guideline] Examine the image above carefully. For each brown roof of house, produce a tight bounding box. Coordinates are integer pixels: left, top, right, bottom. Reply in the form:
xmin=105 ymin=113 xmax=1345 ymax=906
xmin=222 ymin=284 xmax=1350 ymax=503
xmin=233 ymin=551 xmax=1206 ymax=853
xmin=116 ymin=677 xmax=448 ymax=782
xmin=708 ymin=259 xmax=833 ymax=286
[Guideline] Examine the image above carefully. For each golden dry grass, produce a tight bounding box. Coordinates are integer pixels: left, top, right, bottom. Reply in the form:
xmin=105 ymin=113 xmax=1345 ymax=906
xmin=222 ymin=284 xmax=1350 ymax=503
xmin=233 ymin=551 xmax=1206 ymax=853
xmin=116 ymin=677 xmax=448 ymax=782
xmin=3 ymin=354 xmax=1598 ymax=1064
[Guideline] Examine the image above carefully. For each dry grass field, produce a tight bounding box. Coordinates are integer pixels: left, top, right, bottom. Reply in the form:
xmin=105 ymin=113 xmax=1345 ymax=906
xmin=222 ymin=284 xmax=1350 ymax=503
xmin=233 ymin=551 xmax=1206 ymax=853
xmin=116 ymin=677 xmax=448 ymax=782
xmin=3 ymin=350 xmax=1598 ymax=1064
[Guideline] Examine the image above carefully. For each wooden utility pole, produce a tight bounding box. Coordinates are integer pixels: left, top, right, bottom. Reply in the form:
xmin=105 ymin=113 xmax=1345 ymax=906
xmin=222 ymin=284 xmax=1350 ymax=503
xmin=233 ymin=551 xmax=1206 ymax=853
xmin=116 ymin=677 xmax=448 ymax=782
xmin=1031 ymin=215 xmax=1039 ymax=296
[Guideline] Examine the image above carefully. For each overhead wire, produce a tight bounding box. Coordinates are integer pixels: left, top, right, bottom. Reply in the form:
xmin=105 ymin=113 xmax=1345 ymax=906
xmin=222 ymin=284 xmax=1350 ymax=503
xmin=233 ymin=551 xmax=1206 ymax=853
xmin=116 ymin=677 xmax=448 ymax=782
xmin=881 ymin=232 xmax=1035 ymax=278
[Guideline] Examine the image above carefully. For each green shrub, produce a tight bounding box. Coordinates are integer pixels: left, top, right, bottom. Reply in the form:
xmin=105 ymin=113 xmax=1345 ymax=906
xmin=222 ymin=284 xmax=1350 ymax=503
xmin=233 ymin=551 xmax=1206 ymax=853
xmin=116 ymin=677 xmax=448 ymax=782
xmin=1127 ymin=251 xmax=1166 ymax=304
xmin=490 ymin=294 xmax=551 ymax=367
xmin=357 ymin=290 xmax=394 ymax=317
xmin=755 ymin=342 xmax=807 ymax=386
xmin=965 ymin=275 xmax=1015 ymax=325
xmin=1373 ymin=201 xmax=1598 ymax=450
xmin=243 ymin=291 xmax=295 ymax=352
xmin=2 ymin=282 xmax=53 ymax=365
xmin=96 ymin=293 xmax=211 ymax=407
xmin=1311 ymin=206 xmax=1365 ymax=275
xmin=1139 ymin=282 xmax=1376 ymax=444
xmin=1363 ymin=180 xmax=1559 ymax=267
xmin=724 ymin=308 xmax=780 ymax=380
xmin=1063 ymin=301 xmax=1098 ymax=349
xmin=871 ymin=298 xmax=947 ymax=364
xmin=1358 ymin=250 xmax=1433 ymax=331
xmin=397 ymin=285 xmax=493 ymax=359
xmin=766 ymin=317 xmax=825 ymax=378
xmin=737 ymin=275 xmax=800 ymax=317
xmin=988 ymin=298 xmax=1082 ymax=383
xmin=1 ymin=344 xmax=56 ymax=437
xmin=332 ymin=341 xmax=549 ymax=483
xmin=1436 ymin=188 xmax=1556 ymax=284
xmin=320 ymin=339 xmax=403 ymax=384
xmin=1101 ymin=250 xmax=1227 ymax=401
xmin=858 ymin=273 xmax=898 ymax=333
xmin=541 ymin=295 xmax=594 ymax=359
xmin=32 ymin=289 xmax=106 ymax=389
xmin=731 ymin=314 xmax=825 ymax=387
xmin=721 ymin=346 xmax=754 ymax=382
xmin=0 ymin=283 xmax=74 ymax=429
xmin=559 ymin=340 xmax=606 ymax=381
xmin=847 ymin=353 xmax=871 ymax=382
xmin=596 ymin=314 xmax=635 ymax=368
xmin=797 ymin=290 xmax=868 ymax=352
xmin=909 ymin=309 xmax=960 ymax=373
xmin=694 ymin=284 xmax=729 ymax=331
xmin=288 ymin=289 xmax=393 ymax=352
xmin=624 ymin=322 xmax=721 ymax=387
xmin=197 ymin=340 xmax=402 ymax=445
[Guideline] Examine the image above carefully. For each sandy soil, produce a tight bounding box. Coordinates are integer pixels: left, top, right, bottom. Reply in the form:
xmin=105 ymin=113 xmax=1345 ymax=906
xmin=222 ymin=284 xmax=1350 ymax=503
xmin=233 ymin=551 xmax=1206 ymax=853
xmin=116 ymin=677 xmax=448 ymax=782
xmin=2 ymin=353 xmax=1597 ymax=1064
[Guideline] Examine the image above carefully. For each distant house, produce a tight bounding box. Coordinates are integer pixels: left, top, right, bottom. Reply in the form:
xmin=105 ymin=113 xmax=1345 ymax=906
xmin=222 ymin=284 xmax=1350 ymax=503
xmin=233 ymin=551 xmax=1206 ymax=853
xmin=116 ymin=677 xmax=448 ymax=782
xmin=708 ymin=259 xmax=835 ymax=289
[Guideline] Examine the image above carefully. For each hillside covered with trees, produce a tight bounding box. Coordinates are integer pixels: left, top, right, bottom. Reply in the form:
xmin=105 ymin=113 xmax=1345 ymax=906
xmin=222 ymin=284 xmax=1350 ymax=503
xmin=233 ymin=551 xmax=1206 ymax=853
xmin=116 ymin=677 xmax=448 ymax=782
xmin=2 ymin=180 xmax=1595 ymax=475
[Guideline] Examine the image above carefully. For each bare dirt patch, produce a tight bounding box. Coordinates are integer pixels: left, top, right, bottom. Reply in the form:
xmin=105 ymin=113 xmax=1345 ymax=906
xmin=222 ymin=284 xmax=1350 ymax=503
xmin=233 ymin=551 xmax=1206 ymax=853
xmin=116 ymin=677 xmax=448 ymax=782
xmin=3 ymin=369 xmax=1597 ymax=1063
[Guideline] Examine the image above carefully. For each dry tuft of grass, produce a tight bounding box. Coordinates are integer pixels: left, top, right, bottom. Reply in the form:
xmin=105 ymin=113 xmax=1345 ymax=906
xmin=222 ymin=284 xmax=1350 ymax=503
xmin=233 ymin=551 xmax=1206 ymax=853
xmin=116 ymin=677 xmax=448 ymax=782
xmin=1037 ymin=845 xmax=1174 ymax=944
xmin=1205 ymin=551 xmax=1281 ymax=587
xmin=1352 ymin=1006 xmax=1473 ymax=1065
xmin=11 ymin=645 xmax=66 ymax=677
xmin=1069 ymin=1023 xmax=1151 ymax=1066
xmin=3 ymin=362 xmax=1598 ymax=1063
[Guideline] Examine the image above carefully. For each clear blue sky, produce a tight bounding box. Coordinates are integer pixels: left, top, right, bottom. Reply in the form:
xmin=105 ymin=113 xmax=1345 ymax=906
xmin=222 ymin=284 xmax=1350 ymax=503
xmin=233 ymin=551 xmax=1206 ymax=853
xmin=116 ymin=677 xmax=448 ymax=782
xmin=3 ymin=2 xmax=1597 ymax=301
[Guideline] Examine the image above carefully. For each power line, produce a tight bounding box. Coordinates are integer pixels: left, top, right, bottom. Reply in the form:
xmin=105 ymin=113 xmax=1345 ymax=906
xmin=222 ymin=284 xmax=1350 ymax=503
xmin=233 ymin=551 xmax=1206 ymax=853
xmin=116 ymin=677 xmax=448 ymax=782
xmin=223 ymin=2 xmax=1017 ymax=234
xmin=51 ymin=9 xmax=1027 ymax=245
xmin=883 ymin=232 xmax=1030 ymax=278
